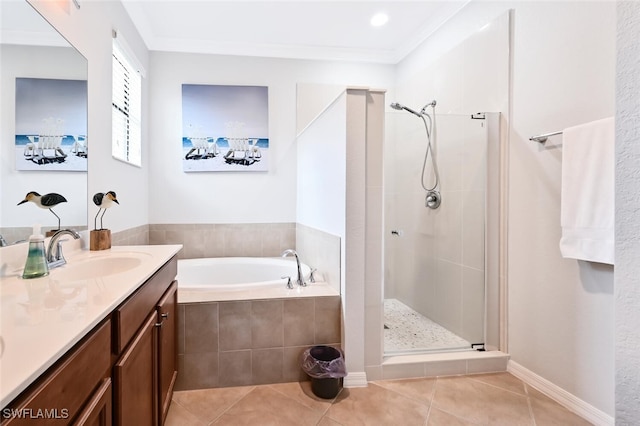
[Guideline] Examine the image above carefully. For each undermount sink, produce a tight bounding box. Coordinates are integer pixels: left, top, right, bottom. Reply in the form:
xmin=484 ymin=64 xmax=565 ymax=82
xmin=52 ymin=253 xmax=150 ymax=281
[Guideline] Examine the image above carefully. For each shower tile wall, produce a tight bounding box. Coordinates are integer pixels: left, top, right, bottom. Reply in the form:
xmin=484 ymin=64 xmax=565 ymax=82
xmin=175 ymin=296 xmax=341 ymax=389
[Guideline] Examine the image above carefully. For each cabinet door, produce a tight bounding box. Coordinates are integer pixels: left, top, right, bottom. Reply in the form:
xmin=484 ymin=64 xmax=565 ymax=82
xmin=114 ymin=312 xmax=157 ymax=426
xmin=156 ymin=281 xmax=177 ymax=424
xmin=71 ymin=378 xmax=112 ymax=426
xmin=1 ymin=320 xmax=111 ymax=426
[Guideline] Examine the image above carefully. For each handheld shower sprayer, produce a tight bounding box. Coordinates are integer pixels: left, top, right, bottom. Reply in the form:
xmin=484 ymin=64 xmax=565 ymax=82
xmin=390 ymin=102 xmax=422 ymax=117
xmin=389 ymin=99 xmax=441 ymax=209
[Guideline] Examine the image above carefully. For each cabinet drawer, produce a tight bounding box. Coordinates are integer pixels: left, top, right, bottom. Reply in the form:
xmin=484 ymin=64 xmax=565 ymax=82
xmin=71 ymin=378 xmax=112 ymax=426
xmin=2 ymin=320 xmax=111 ymax=425
xmin=114 ymin=256 xmax=177 ymax=354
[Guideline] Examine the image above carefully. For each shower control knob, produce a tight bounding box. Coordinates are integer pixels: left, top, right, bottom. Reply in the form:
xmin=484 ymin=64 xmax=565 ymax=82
xmin=425 ymin=190 xmax=442 ymax=209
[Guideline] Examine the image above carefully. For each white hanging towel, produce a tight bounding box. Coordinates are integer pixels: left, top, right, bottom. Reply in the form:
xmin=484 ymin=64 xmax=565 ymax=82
xmin=559 ymin=117 xmax=614 ymax=264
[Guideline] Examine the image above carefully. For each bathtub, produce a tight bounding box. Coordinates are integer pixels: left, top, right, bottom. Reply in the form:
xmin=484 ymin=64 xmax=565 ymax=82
xmin=177 ymin=257 xmax=338 ymax=303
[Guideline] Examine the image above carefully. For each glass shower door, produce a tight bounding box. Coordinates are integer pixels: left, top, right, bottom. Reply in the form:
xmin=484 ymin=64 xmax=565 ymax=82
xmin=384 ymin=113 xmax=489 ymax=355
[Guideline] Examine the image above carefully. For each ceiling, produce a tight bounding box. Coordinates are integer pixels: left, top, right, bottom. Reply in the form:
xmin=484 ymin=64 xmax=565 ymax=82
xmin=121 ymin=1 xmax=470 ymax=64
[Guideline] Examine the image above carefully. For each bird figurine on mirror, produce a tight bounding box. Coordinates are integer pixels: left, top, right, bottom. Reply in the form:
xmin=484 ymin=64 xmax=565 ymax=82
xmin=17 ymin=191 xmax=67 ymax=230
xmin=93 ymin=191 xmax=119 ymax=230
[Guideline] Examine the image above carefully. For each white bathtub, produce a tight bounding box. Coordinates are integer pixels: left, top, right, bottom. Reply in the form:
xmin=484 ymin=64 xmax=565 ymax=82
xmin=177 ymin=257 xmax=338 ymax=303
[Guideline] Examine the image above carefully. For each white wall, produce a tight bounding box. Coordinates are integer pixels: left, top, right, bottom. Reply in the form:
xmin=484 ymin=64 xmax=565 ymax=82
xmin=508 ymin=2 xmax=614 ymax=417
xmin=397 ymin=0 xmax=615 ymax=417
xmin=28 ymin=0 xmax=150 ymax=234
xmin=615 ymin=2 xmax=640 ymax=423
xmin=296 ymin=93 xmax=347 ymax=236
xmin=147 ymin=52 xmax=392 ymax=225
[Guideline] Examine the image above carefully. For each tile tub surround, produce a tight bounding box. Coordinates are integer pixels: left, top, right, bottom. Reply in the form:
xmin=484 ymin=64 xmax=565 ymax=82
xmin=295 ymin=223 xmax=341 ymax=294
xmin=149 ymin=223 xmax=295 ymax=259
xmin=111 ymin=224 xmax=150 ymax=246
xmin=175 ymin=296 xmax=341 ymax=390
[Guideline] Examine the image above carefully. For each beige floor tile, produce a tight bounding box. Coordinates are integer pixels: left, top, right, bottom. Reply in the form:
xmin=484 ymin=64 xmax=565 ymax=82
xmin=326 ymin=383 xmax=430 ymax=426
xmin=172 ymin=386 xmax=255 ymax=423
xmin=373 ymin=377 xmax=436 ymax=404
xmin=213 ymin=385 xmax=324 ymax=426
xmin=467 ymin=372 xmax=527 ymax=396
xmin=318 ymin=415 xmax=345 ymax=426
xmin=167 ymin=376 xmax=593 ymax=426
xmin=268 ymin=381 xmax=335 ymax=413
xmin=427 ymin=407 xmax=479 ymax=425
xmin=432 ymin=376 xmax=533 ymax=425
xmin=164 ymin=400 xmax=207 ymax=426
xmin=527 ymin=386 xmax=593 ymax=426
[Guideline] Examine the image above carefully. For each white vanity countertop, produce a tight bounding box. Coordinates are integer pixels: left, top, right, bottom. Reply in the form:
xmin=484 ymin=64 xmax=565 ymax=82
xmin=0 ymin=244 xmax=182 ymax=408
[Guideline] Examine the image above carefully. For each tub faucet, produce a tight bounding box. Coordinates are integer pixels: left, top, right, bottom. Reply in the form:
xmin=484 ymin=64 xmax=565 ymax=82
xmin=281 ymin=249 xmax=306 ymax=287
xmin=47 ymin=229 xmax=81 ymax=269
xmin=0 ymin=234 xmax=7 ymax=247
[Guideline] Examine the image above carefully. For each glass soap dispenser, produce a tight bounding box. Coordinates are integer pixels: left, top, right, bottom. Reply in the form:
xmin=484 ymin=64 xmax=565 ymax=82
xmin=22 ymin=224 xmax=49 ymax=279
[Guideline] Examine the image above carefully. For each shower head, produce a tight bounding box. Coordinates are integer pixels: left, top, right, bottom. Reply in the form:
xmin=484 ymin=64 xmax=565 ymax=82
xmin=390 ymin=102 xmax=422 ymax=117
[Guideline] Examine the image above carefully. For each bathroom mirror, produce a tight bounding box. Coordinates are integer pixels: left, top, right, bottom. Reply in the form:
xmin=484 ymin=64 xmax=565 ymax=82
xmin=0 ymin=0 xmax=88 ymax=244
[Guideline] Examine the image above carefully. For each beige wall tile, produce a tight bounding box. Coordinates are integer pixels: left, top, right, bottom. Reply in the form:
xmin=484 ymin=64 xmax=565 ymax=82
xmin=251 ymin=300 xmax=284 ymax=348
xmin=176 ymin=352 xmax=218 ymax=390
xmin=284 ymin=299 xmax=315 ymax=346
xmin=315 ymin=297 xmax=341 ymax=344
xmin=219 ymin=301 xmax=251 ymax=351
xmin=184 ymin=303 xmax=219 ymax=354
xmin=218 ymin=350 xmax=252 ymax=387
xmin=177 ymin=304 xmax=185 ymax=354
xmin=252 ymin=348 xmax=284 ymax=385
xmin=283 ymin=346 xmax=309 ymax=382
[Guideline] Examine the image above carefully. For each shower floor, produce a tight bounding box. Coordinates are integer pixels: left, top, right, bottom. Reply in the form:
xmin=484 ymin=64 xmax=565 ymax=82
xmin=384 ymin=298 xmax=471 ymax=355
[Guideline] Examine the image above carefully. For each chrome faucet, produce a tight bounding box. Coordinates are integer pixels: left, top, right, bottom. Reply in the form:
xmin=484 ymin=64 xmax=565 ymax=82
xmin=0 ymin=234 xmax=7 ymax=247
xmin=47 ymin=229 xmax=81 ymax=269
xmin=281 ymin=249 xmax=306 ymax=287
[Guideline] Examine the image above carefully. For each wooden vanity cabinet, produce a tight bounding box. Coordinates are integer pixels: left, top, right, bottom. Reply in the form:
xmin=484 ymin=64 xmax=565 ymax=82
xmin=1 ymin=255 xmax=178 ymax=426
xmin=1 ymin=320 xmax=112 ymax=426
xmin=112 ymin=256 xmax=178 ymax=426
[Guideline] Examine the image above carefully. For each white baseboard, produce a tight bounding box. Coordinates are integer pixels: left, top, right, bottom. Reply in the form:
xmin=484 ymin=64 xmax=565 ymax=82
xmin=507 ymin=360 xmax=613 ymax=426
xmin=344 ymin=372 xmax=368 ymax=388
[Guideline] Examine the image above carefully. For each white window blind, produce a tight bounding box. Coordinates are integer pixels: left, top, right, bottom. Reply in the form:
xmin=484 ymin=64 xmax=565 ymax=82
xmin=112 ymin=34 xmax=142 ymax=166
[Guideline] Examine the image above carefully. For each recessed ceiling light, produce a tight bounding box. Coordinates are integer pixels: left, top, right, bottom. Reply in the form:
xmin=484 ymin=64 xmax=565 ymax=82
xmin=370 ymin=13 xmax=389 ymax=27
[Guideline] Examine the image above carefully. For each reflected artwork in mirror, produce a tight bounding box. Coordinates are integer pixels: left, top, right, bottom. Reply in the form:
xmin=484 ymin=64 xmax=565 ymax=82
xmin=15 ymin=77 xmax=87 ymax=171
xmin=0 ymin=1 xmax=88 ymax=244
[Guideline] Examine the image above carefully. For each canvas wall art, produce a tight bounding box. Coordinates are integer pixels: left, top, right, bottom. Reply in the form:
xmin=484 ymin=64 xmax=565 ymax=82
xmin=182 ymin=84 xmax=269 ymax=172
xmin=15 ymin=78 xmax=88 ymax=172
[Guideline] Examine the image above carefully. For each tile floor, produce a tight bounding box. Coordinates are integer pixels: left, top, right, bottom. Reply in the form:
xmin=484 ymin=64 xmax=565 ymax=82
xmin=166 ymin=372 xmax=592 ymax=425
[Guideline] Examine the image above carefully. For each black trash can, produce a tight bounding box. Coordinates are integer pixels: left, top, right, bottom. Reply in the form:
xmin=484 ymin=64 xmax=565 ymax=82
xmin=302 ymin=346 xmax=346 ymax=399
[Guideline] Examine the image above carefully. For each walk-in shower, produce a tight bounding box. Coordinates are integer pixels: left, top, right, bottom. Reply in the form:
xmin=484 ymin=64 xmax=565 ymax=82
xmin=390 ymin=101 xmax=441 ymax=209
xmin=384 ymin=110 xmax=500 ymax=355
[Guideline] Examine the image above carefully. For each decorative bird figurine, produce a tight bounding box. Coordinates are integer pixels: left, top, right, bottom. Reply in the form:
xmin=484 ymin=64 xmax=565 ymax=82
xmin=17 ymin=191 xmax=67 ymax=230
xmin=93 ymin=191 xmax=119 ymax=230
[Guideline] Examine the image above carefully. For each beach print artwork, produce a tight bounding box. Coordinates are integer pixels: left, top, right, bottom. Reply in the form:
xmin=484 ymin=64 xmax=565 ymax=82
xmin=15 ymin=78 xmax=88 ymax=172
xmin=182 ymin=84 xmax=269 ymax=172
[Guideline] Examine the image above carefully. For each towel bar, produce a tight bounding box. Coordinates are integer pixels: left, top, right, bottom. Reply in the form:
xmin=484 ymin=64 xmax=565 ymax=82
xmin=530 ymin=130 xmax=563 ymax=143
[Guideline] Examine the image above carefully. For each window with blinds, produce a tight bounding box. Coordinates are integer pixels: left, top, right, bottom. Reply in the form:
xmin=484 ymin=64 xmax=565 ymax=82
xmin=112 ymin=37 xmax=142 ymax=166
